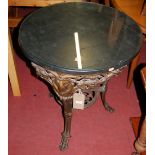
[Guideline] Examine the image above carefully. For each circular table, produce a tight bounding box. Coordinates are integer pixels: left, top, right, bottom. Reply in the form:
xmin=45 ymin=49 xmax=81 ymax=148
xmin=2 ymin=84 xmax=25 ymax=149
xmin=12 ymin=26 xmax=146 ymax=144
xmin=18 ymin=2 xmax=142 ymax=151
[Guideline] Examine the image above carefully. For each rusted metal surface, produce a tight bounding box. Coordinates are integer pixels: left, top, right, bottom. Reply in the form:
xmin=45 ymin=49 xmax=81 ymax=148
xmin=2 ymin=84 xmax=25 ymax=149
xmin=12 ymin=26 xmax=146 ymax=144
xmin=32 ymin=62 xmax=126 ymax=150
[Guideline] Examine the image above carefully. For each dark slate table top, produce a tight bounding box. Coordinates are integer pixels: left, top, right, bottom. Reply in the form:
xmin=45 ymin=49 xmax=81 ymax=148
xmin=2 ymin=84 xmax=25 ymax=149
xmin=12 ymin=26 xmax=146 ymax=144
xmin=18 ymin=2 xmax=143 ymax=74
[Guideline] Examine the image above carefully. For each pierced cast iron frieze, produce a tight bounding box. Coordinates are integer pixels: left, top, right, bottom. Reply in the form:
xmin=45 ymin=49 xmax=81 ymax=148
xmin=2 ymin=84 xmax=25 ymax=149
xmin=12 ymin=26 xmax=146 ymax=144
xmin=31 ymin=62 xmax=127 ymax=151
xmin=32 ymin=62 xmax=126 ymax=108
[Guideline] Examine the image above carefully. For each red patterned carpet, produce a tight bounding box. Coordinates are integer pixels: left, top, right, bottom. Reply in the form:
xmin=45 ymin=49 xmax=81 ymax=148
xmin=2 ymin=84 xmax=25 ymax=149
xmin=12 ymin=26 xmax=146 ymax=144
xmin=9 ymin=40 xmax=145 ymax=155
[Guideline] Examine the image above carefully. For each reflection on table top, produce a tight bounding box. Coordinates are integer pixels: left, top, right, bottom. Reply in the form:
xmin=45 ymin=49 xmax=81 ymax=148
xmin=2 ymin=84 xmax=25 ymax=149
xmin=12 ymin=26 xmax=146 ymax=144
xmin=18 ymin=2 xmax=143 ymax=74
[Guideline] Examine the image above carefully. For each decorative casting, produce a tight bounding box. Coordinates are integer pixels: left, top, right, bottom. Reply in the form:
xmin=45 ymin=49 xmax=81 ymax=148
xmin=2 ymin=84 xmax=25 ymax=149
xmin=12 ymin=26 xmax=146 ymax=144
xmin=32 ymin=62 xmax=124 ymax=108
xmin=31 ymin=62 xmax=126 ymax=151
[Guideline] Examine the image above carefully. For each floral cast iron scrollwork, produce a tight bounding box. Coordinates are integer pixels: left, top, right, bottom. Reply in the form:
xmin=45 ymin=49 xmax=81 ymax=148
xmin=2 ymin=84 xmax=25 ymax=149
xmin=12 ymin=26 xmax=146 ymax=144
xmin=32 ymin=62 xmax=125 ymax=108
xmin=31 ymin=62 xmax=126 ymax=151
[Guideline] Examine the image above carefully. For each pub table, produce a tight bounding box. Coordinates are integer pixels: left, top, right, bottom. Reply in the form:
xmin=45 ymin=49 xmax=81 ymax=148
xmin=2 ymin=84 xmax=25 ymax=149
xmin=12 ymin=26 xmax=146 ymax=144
xmin=18 ymin=2 xmax=142 ymax=151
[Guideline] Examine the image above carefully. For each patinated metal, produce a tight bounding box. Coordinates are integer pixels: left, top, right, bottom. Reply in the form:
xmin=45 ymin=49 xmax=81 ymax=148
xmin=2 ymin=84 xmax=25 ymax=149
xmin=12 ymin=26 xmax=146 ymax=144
xmin=32 ymin=62 xmax=126 ymax=150
xmin=32 ymin=63 xmax=124 ymax=106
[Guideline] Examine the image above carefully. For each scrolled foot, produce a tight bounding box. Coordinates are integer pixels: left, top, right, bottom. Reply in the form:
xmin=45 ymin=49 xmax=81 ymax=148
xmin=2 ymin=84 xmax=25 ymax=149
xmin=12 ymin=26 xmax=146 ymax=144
xmin=104 ymin=101 xmax=115 ymax=113
xmin=132 ymin=152 xmax=140 ymax=155
xmin=59 ymin=135 xmax=70 ymax=151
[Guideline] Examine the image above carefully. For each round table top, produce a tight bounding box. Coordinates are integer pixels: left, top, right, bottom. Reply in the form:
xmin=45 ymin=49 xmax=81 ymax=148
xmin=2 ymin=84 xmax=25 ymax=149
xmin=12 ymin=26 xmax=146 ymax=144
xmin=18 ymin=2 xmax=143 ymax=74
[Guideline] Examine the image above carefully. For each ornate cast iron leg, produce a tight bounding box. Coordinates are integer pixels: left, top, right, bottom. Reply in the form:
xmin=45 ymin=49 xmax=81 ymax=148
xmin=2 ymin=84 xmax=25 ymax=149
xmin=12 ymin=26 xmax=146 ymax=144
xmin=59 ymin=99 xmax=73 ymax=151
xmin=31 ymin=63 xmax=124 ymax=151
xmin=100 ymin=81 xmax=114 ymax=113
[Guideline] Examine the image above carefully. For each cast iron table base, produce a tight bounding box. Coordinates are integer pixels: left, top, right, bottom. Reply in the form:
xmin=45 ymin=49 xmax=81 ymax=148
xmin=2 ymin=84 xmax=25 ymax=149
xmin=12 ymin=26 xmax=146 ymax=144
xmin=32 ymin=62 xmax=125 ymax=151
